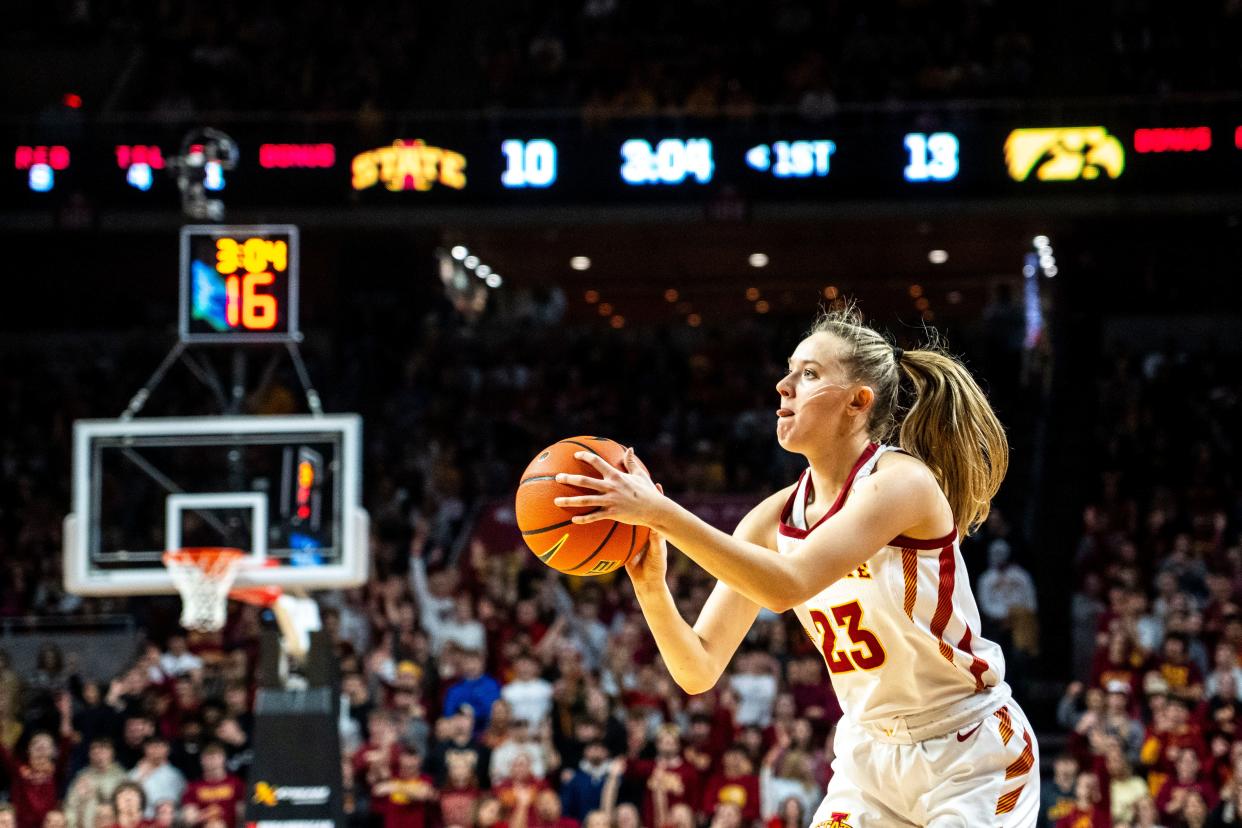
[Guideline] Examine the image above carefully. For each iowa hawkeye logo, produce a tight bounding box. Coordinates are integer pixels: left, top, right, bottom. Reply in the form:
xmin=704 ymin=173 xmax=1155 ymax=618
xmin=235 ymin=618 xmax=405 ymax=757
xmin=814 ymin=814 xmax=853 ymax=828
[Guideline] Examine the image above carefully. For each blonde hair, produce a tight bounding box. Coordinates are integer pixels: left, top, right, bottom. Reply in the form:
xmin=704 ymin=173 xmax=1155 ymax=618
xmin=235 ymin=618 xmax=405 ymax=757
xmin=807 ymin=304 xmax=1008 ymax=535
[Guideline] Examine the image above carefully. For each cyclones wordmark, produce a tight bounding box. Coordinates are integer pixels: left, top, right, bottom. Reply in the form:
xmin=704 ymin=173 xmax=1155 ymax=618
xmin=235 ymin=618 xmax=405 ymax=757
xmin=351 ymin=139 xmax=467 ymax=192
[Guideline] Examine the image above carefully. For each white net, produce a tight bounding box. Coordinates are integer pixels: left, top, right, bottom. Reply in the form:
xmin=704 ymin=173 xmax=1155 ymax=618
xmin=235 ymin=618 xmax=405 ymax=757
xmin=163 ymin=549 xmax=245 ymax=631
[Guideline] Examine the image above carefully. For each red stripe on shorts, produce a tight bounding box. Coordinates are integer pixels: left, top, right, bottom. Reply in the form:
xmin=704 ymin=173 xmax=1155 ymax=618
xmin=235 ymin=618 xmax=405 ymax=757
xmin=995 ymin=784 xmax=1023 ymax=815
xmin=994 ymin=707 xmax=1014 ymax=745
xmin=1005 ymin=730 xmax=1035 ymax=780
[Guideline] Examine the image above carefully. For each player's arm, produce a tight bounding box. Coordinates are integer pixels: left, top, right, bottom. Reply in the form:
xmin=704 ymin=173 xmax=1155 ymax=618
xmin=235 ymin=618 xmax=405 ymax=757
xmin=632 ymin=488 xmax=788 ymax=695
xmin=271 ymin=594 xmax=308 ymax=661
xmin=559 ymin=450 xmax=946 ymax=612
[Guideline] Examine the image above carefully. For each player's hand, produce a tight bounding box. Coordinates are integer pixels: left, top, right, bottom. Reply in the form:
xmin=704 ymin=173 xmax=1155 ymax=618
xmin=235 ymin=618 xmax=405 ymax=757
xmin=553 ymin=447 xmax=668 ymax=528
xmin=626 ymin=498 xmax=669 ymax=593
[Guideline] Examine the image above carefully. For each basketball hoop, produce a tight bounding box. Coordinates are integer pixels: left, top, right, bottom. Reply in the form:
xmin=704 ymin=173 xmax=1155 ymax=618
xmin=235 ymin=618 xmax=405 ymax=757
xmin=163 ymin=548 xmax=248 ymax=631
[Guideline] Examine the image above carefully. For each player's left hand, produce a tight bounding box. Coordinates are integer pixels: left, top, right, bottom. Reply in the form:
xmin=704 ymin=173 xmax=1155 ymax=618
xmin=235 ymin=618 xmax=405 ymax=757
xmin=553 ymin=447 xmax=668 ymax=527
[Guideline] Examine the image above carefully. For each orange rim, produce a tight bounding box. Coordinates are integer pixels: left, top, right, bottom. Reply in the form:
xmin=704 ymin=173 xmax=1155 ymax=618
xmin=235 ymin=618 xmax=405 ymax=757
xmin=162 ymin=547 xmax=247 ymax=575
xmin=230 ymin=585 xmax=284 ymax=607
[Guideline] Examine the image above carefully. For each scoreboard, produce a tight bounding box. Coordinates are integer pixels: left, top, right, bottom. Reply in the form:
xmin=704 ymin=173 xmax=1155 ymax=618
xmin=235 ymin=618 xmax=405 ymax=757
xmin=9 ymin=118 xmax=1242 ymax=211
xmin=179 ymin=225 xmax=299 ymax=343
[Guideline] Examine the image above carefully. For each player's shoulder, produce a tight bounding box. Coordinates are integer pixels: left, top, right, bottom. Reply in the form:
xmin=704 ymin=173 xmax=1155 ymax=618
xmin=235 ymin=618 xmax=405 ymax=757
xmin=870 ymin=447 xmax=943 ymax=495
xmin=732 ymin=482 xmax=798 ymax=548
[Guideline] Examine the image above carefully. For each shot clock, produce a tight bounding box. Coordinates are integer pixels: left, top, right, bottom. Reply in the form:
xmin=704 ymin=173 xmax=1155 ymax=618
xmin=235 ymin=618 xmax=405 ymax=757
xmin=179 ymin=225 xmax=300 ymax=343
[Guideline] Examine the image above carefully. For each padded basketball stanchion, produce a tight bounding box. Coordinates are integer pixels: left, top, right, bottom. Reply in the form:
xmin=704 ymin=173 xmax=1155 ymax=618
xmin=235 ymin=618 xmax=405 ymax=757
xmin=162 ymin=548 xmax=247 ymax=631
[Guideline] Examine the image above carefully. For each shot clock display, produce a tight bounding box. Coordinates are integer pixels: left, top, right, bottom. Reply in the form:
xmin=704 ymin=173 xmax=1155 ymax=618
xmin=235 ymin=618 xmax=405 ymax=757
xmin=179 ymin=225 xmax=300 ymax=343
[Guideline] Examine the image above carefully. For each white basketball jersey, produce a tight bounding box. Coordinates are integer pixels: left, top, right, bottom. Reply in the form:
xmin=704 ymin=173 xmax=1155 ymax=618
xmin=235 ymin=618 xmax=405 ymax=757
xmin=776 ymin=443 xmax=1007 ymax=729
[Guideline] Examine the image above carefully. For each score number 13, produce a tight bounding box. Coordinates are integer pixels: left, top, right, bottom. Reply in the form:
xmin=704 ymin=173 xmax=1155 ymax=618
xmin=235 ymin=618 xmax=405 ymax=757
xmin=904 ymin=132 xmax=960 ymax=182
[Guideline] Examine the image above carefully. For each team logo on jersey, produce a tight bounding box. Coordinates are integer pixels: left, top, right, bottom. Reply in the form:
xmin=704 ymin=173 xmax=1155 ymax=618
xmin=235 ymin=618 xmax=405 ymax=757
xmin=814 ymin=813 xmax=853 ymax=828
xmin=843 ymin=562 xmax=871 ymax=579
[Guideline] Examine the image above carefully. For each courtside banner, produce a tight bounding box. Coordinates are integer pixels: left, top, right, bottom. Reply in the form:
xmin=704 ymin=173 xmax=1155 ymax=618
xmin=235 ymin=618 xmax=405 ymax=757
xmin=244 ymin=688 xmax=343 ymax=827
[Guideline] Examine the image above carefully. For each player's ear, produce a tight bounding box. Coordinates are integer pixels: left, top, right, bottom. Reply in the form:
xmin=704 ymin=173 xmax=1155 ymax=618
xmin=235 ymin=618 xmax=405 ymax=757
xmin=848 ymin=385 xmax=875 ymax=417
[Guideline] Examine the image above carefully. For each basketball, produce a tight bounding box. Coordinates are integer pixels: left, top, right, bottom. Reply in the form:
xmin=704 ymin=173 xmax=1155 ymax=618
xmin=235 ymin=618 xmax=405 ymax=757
xmin=515 ymin=436 xmax=650 ymax=576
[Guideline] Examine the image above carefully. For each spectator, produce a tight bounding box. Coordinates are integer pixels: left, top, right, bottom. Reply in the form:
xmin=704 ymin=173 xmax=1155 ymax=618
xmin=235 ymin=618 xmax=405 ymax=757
xmin=758 ymin=735 xmax=817 ymax=822
xmin=1213 ymin=766 xmax=1242 ymax=824
xmin=437 ymin=755 xmax=481 ymax=828
xmin=700 ymin=746 xmax=760 ymax=824
xmin=1207 ymin=642 xmax=1242 ymax=702
xmin=442 ymin=650 xmax=501 ymax=733
xmin=370 ymin=745 xmax=437 ymax=828
xmin=524 ymin=789 xmax=577 ymax=828
xmin=127 ymin=737 xmax=186 ymax=818
xmin=110 ymin=783 xmax=149 ymax=828
xmin=410 ymin=549 xmax=484 ymax=657
xmin=560 ymin=595 xmax=609 ymax=673
xmin=0 ymin=713 xmax=74 ymax=828
xmin=340 ymin=672 xmax=374 ymax=747
xmin=502 ymin=654 xmax=554 ymax=728
xmin=30 ymin=646 xmax=68 ymax=696
xmin=1055 ymin=772 xmax=1110 ymax=827
xmin=625 ymin=725 xmax=699 ymax=828
xmin=158 ymin=637 xmax=203 ymax=679
xmin=765 ymin=795 xmax=806 ymax=828
xmin=492 ymin=753 xmax=549 ymax=820
xmin=1102 ymin=681 xmax=1146 ymax=762
xmin=210 ymin=718 xmax=250 ymax=779
xmin=429 ymin=710 xmax=490 ymax=789
xmin=115 ymin=719 xmax=155 ymax=771
xmin=1105 ymin=744 xmax=1149 ymax=825
xmin=1157 ymin=747 xmax=1218 ymax=822
xmin=64 ymin=738 xmax=127 ymax=828
xmin=1125 ymin=796 xmax=1164 ymax=828
xmin=489 ymin=719 xmax=549 ymax=783
xmin=558 ymin=739 xmax=611 ymax=823
xmin=606 ymin=802 xmax=636 ymax=828
xmin=1042 ymin=753 xmax=1079 ymax=826
xmin=729 ymin=652 xmax=779 ymax=728
xmin=353 ymin=711 xmax=402 ymax=791
xmin=977 ymin=538 xmax=1038 ymax=653
xmin=179 ymin=743 xmax=242 ymax=828
xmin=1149 ymin=634 xmax=1206 ymax=703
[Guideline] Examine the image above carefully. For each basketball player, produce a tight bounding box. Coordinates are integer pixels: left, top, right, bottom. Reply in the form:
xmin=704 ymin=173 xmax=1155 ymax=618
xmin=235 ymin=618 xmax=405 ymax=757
xmin=553 ymin=308 xmax=1040 ymax=826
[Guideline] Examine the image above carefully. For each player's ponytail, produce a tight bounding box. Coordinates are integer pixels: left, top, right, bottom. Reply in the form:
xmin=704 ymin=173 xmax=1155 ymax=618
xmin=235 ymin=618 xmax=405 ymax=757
xmin=897 ymin=347 xmax=1008 ymax=536
xmin=808 ymin=305 xmax=1008 ymax=536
